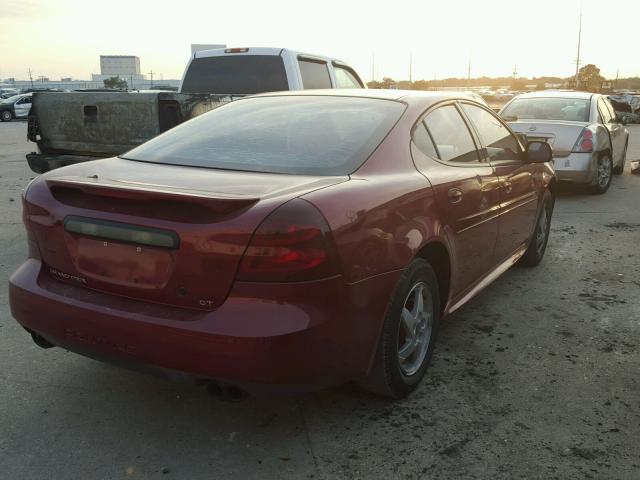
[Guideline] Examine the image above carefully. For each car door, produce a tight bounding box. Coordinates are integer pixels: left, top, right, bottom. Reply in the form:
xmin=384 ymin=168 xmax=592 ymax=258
xmin=598 ymin=97 xmax=625 ymax=166
xmin=14 ymin=96 xmax=31 ymax=118
xmin=460 ymin=102 xmax=538 ymax=262
xmin=412 ymin=103 xmax=501 ymax=296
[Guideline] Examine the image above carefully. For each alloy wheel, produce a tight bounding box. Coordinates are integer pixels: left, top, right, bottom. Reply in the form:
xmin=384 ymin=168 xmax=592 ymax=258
xmin=535 ymin=202 xmax=549 ymax=256
xmin=597 ymin=157 xmax=612 ymax=188
xmin=397 ymin=282 xmax=433 ymax=376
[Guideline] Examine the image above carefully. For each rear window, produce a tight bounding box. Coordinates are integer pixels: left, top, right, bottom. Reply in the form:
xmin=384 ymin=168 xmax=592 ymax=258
xmin=122 ymin=96 xmax=406 ymax=176
xmin=501 ymin=97 xmax=590 ymax=122
xmin=180 ymin=55 xmax=289 ymax=94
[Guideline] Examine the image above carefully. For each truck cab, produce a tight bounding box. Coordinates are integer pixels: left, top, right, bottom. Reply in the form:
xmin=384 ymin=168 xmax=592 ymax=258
xmin=179 ymin=47 xmax=365 ymax=94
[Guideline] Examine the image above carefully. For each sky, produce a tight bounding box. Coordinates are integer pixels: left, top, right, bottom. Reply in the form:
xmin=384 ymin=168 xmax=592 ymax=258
xmin=0 ymin=0 xmax=637 ymax=82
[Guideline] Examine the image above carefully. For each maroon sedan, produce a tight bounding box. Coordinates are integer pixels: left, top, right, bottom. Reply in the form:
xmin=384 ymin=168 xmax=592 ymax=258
xmin=9 ymin=90 xmax=555 ymax=398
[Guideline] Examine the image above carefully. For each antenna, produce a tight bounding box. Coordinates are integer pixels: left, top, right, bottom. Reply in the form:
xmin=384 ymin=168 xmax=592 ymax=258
xmin=574 ymin=7 xmax=583 ymax=88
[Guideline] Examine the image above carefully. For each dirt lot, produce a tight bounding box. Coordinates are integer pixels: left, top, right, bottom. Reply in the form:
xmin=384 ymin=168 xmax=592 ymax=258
xmin=1 ymin=121 xmax=639 ymax=480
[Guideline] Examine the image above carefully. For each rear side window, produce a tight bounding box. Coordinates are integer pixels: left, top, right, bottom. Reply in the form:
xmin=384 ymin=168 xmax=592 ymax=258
xmin=122 ymin=96 xmax=406 ymax=176
xmin=424 ymin=105 xmax=479 ymax=163
xmin=180 ymin=55 xmax=289 ymax=94
xmin=299 ymin=59 xmax=332 ymax=89
xmin=461 ymin=104 xmax=521 ymax=162
xmin=597 ymin=98 xmax=613 ymax=124
xmin=413 ymin=123 xmax=438 ymax=158
xmin=334 ymin=66 xmax=362 ymax=88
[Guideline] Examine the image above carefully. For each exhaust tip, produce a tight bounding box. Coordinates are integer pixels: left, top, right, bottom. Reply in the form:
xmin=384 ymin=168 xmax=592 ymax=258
xmin=28 ymin=330 xmax=55 ymax=349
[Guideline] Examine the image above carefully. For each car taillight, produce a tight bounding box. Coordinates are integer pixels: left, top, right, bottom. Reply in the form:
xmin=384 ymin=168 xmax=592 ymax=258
xmin=572 ymin=128 xmax=593 ymax=153
xmin=21 ymin=195 xmax=43 ymax=260
xmin=238 ymin=199 xmax=339 ymax=282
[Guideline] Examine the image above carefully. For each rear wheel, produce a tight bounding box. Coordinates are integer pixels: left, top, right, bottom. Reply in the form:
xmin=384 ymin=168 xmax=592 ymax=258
xmin=0 ymin=110 xmax=12 ymax=122
xmin=519 ymin=190 xmax=553 ymax=267
xmin=613 ymin=142 xmax=627 ymax=175
xmin=360 ymin=258 xmax=440 ymax=398
xmin=588 ymin=155 xmax=612 ymax=194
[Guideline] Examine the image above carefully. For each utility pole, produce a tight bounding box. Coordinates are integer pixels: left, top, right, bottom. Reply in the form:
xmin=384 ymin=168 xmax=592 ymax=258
xmin=512 ymin=65 xmax=518 ymax=80
xmin=371 ymin=53 xmax=375 ymax=82
xmin=467 ymin=54 xmax=471 ymax=87
xmin=148 ymin=70 xmax=154 ymax=87
xmin=409 ymin=52 xmax=413 ymax=84
xmin=574 ymin=7 xmax=583 ymax=88
xmin=615 ymin=68 xmax=619 ymax=89
xmin=28 ymin=68 xmax=34 ymax=89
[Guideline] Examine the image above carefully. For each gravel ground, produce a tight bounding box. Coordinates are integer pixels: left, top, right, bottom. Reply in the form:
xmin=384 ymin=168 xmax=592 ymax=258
xmin=1 ymin=121 xmax=639 ymax=480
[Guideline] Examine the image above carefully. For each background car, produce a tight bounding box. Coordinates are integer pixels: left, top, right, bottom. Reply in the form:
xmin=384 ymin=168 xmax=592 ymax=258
xmin=500 ymin=91 xmax=629 ymax=194
xmin=10 ymin=90 xmax=555 ymax=399
xmin=0 ymin=93 xmax=33 ymax=121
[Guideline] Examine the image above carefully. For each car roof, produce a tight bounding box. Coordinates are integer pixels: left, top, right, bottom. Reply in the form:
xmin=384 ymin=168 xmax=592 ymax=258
xmin=512 ymin=90 xmax=594 ymax=100
xmin=253 ymin=88 xmax=486 ymax=106
xmin=193 ymin=47 xmax=348 ymax=65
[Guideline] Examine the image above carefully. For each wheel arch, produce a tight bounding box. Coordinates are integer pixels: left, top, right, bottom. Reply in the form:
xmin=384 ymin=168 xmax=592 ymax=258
xmin=414 ymin=240 xmax=451 ymax=316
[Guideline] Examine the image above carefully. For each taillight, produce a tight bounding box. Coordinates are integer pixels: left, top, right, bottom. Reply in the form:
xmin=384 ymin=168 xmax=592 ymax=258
xmin=572 ymin=128 xmax=594 ymax=153
xmin=238 ymin=199 xmax=339 ymax=282
xmin=21 ymin=194 xmax=43 ymax=260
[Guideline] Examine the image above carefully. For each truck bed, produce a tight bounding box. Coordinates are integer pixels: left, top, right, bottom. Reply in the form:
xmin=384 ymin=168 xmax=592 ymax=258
xmin=27 ymin=91 xmax=233 ymax=172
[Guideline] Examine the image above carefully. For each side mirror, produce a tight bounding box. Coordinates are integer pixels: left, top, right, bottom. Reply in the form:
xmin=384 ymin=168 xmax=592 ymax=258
xmin=526 ymin=141 xmax=552 ymax=164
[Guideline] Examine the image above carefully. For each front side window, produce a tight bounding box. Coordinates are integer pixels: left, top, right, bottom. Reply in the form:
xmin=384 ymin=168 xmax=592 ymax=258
xmin=122 ymin=96 xmax=406 ymax=176
xmin=334 ymin=66 xmax=362 ymax=88
xmin=298 ymin=59 xmax=332 ymax=89
xmin=424 ymin=105 xmax=479 ymax=163
xmin=501 ymin=97 xmax=590 ymax=122
xmin=461 ymin=104 xmax=521 ymax=162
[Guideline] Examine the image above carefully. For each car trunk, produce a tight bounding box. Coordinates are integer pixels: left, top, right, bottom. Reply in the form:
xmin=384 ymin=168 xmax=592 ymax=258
xmin=506 ymin=120 xmax=588 ymax=157
xmin=24 ymin=158 xmax=347 ymax=311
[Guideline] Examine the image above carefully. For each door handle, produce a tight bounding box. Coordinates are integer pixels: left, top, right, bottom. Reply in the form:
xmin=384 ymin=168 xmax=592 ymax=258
xmin=503 ymin=181 xmax=513 ymax=194
xmin=447 ymin=188 xmax=463 ymax=204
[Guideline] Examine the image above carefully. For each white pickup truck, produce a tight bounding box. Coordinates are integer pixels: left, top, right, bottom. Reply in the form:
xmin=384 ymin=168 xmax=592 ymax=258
xmin=26 ymin=47 xmax=365 ymax=173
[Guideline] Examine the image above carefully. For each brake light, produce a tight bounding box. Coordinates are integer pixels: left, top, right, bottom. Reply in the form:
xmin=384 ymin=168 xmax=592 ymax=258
xmin=238 ymin=199 xmax=339 ymax=282
xmin=224 ymin=48 xmax=249 ymax=54
xmin=21 ymin=194 xmax=44 ymax=260
xmin=572 ymin=128 xmax=593 ymax=153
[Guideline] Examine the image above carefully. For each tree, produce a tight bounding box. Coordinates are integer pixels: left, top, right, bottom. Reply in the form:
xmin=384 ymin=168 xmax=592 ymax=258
xmin=103 ymin=76 xmax=128 ymax=90
xmin=577 ymin=64 xmax=605 ymax=92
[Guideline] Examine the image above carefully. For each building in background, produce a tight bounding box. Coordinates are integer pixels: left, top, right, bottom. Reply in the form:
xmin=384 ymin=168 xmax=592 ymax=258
xmin=190 ymin=44 xmax=226 ymax=54
xmin=91 ymin=55 xmax=145 ymax=84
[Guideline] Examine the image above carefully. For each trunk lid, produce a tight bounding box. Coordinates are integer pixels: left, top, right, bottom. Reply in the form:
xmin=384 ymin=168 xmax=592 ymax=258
xmin=25 ymin=158 xmax=347 ymax=310
xmin=506 ymin=120 xmax=589 ymax=157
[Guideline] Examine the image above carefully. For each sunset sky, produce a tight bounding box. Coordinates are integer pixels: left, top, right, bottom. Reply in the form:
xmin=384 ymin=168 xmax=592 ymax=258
xmin=0 ymin=0 xmax=637 ymax=82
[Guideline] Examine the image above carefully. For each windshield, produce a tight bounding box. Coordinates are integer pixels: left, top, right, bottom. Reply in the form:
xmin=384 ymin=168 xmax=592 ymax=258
xmin=122 ymin=96 xmax=406 ymax=175
xmin=502 ymin=97 xmax=590 ymax=122
xmin=180 ymin=55 xmax=289 ymax=94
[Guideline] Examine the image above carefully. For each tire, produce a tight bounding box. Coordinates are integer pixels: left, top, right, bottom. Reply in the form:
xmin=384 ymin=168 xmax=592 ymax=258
xmin=0 ymin=110 xmax=12 ymax=122
xmin=587 ymin=154 xmax=613 ymax=194
xmin=360 ymin=258 xmax=440 ymax=398
xmin=519 ymin=190 xmax=553 ymax=267
xmin=613 ymin=142 xmax=627 ymax=175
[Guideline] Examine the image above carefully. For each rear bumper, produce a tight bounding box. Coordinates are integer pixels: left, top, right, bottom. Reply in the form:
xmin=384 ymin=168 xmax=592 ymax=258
xmin=26 ymin=153 xmax=101 ymax=174
xmin=9 ymin=259 xmax=400 ymax=391
xmin=552 ymin=152 xmax=595 ymax=184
